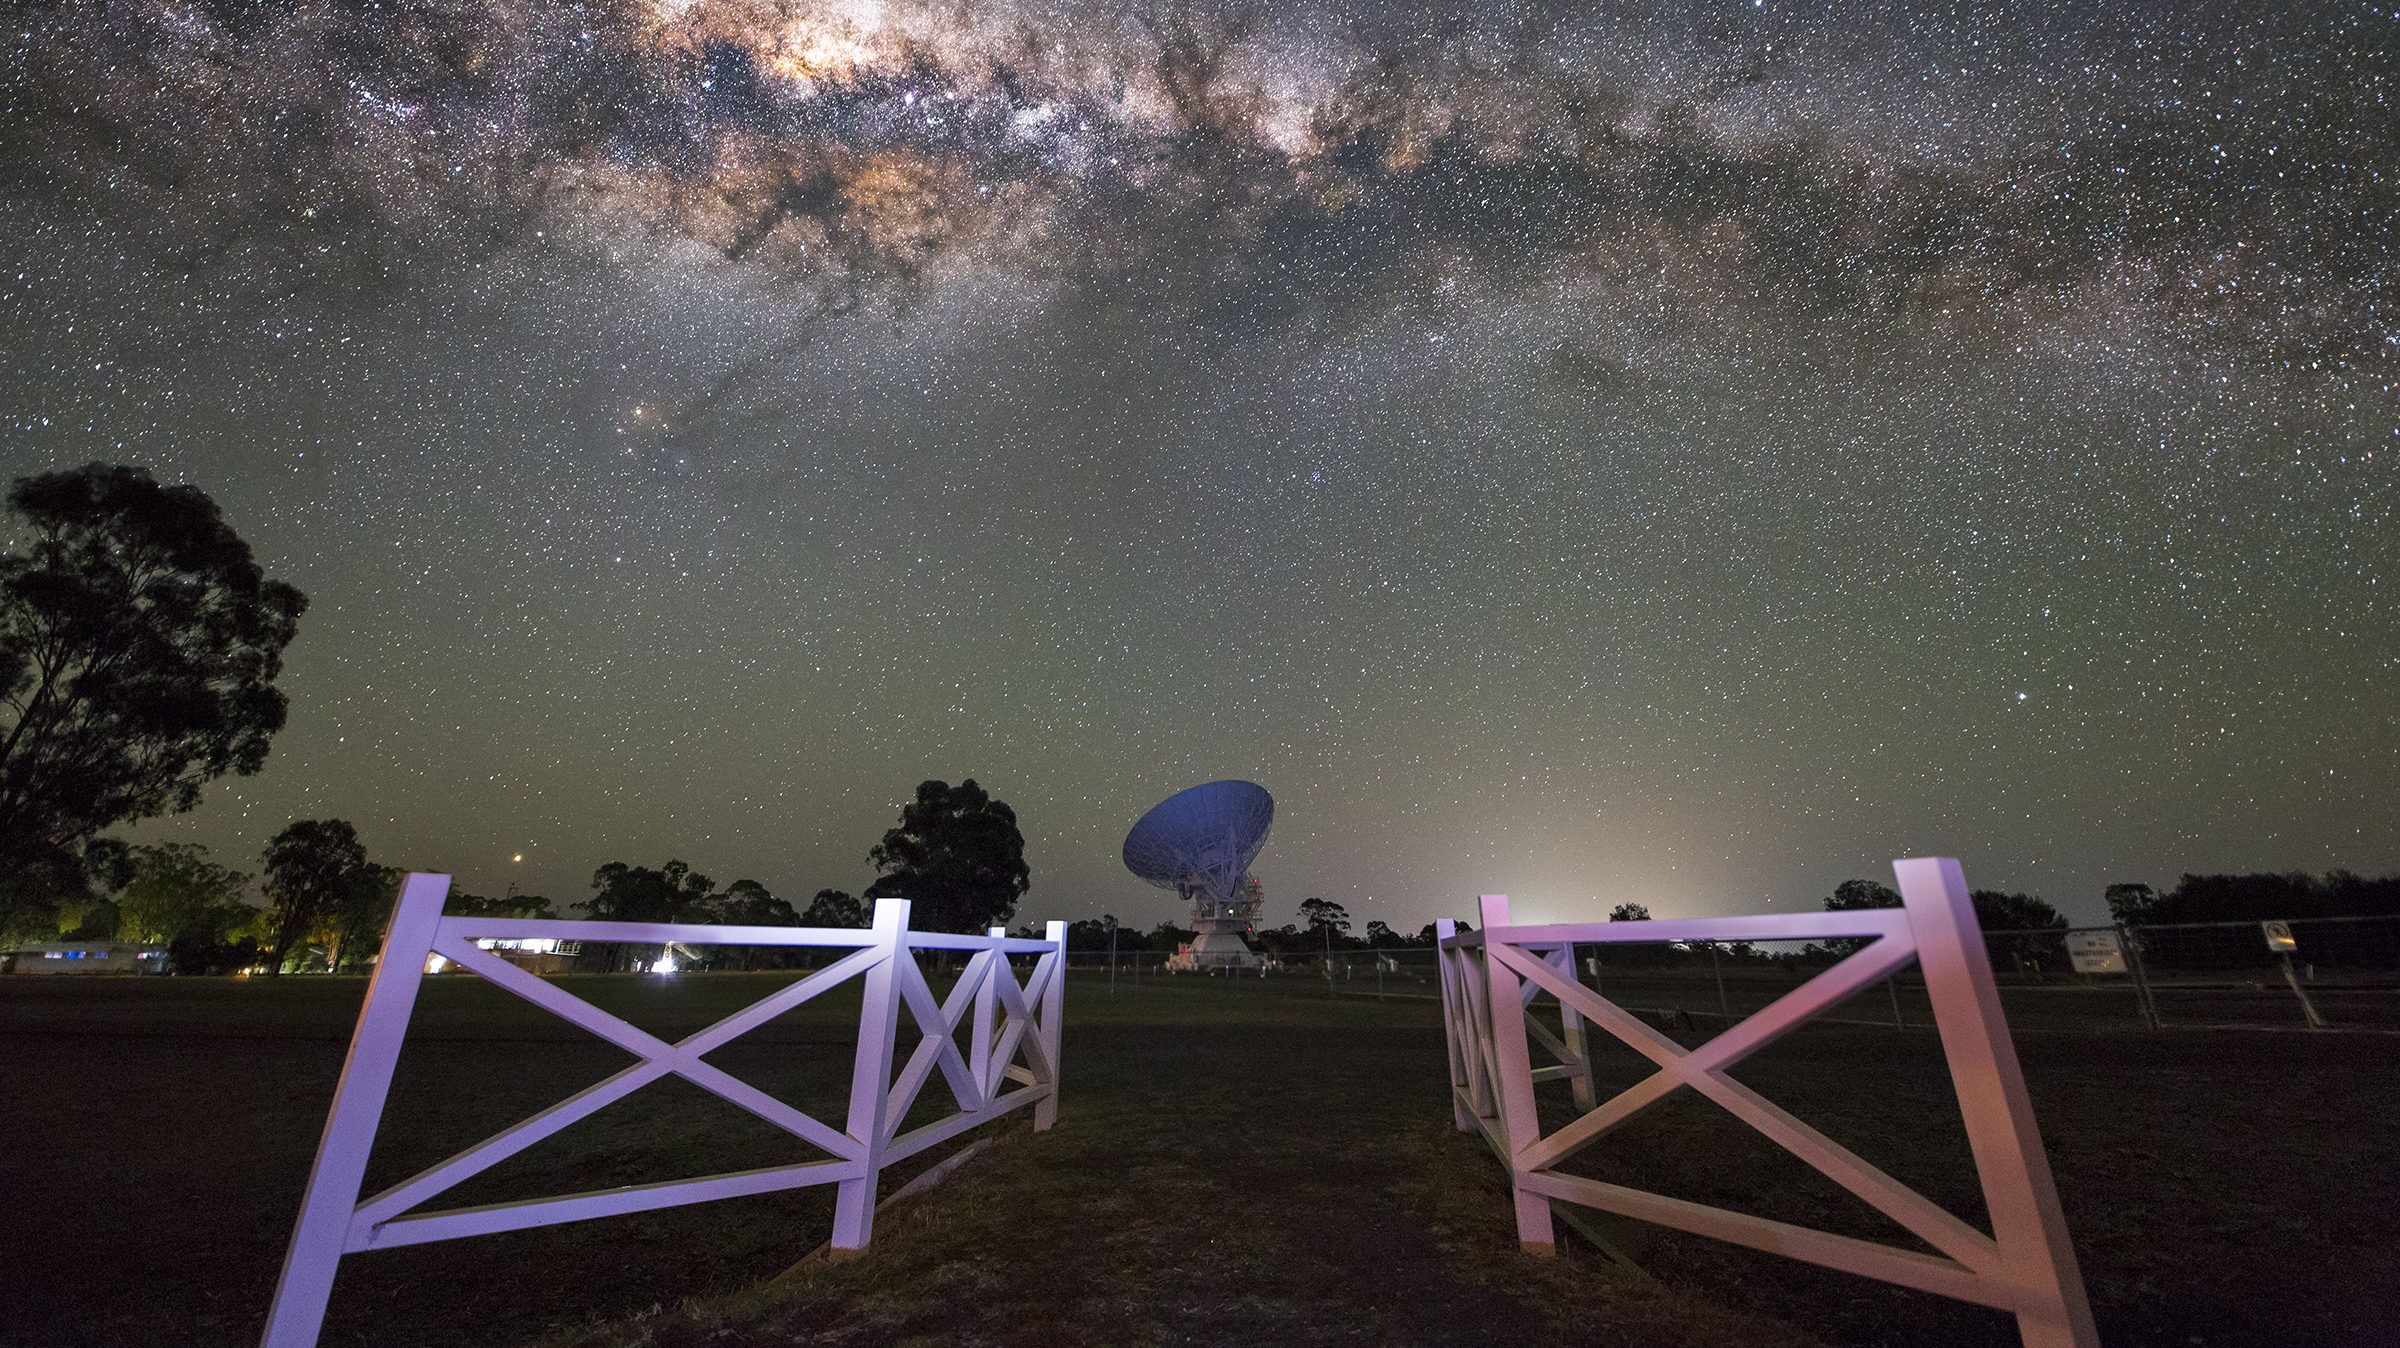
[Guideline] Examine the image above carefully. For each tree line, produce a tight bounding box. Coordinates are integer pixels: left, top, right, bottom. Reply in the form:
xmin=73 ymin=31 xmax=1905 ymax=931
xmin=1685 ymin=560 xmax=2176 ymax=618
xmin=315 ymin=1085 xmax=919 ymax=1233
xmin=1 ymin=775 xmax=1032 ymax=975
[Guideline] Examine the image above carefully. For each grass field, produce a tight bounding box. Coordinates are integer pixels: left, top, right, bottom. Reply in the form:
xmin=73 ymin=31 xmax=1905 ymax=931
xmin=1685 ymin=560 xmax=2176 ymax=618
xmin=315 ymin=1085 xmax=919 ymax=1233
xmin=2 ymin=969 xmax=2393 ymax=1346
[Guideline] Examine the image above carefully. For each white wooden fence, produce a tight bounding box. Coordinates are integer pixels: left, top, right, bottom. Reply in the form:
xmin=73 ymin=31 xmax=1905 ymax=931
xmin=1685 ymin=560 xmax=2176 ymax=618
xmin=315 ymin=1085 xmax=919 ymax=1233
xmin=262 ymin=873 xmax=1066 ymax=1348
xmin=1438 ymin=857 xmax=2097 ymax=1348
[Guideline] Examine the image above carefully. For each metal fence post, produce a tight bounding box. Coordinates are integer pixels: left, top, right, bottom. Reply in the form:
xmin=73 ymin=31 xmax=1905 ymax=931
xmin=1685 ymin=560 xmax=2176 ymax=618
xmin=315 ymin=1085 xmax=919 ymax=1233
xmin=1888 ymin=975 xmax=1906 ymax=1028
xmin=1710 ymin=943 xmax=1732 ymax=1023
xmin=2119 ymin=924 xmax=2161 ymax=1030
xmin=2277 ymin=950 xmax=2331 ymax=1030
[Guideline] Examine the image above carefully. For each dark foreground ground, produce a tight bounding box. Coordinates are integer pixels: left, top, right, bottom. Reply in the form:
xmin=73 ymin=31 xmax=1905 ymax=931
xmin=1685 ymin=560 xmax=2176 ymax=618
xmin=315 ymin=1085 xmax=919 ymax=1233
xmin=1 ymin=970 xmax=2393 ymax=1347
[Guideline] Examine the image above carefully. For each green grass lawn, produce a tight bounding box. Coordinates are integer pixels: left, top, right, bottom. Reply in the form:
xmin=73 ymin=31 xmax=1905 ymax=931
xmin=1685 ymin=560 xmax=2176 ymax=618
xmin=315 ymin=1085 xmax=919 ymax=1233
xmin=2 ymin=969 xmax=2392 ymax=1346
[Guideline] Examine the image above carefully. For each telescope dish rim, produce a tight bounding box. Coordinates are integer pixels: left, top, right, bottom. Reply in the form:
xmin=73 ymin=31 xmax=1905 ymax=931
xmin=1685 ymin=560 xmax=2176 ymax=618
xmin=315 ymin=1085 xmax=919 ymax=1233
xmin=1120 ymin=779 xmax=1275 ymax=900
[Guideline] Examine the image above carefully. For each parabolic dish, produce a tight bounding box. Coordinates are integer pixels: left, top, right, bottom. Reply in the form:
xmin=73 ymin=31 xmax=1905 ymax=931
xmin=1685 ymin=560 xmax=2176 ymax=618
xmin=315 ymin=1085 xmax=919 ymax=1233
xmin=1121 ymin=780 xmax=1275 ymax=904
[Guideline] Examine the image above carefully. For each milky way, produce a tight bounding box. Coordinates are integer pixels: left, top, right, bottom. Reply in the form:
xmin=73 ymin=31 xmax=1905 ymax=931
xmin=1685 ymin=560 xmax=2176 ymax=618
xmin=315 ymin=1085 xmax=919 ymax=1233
xmin=2 ymin=1 xmax=2394 ymax=927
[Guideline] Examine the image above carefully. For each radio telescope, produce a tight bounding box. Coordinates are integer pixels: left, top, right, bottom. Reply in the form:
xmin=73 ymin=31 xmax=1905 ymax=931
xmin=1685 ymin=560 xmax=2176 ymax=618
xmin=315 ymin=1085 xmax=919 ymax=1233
xmin=1122 ymin=780 xmax=1274 ymax=969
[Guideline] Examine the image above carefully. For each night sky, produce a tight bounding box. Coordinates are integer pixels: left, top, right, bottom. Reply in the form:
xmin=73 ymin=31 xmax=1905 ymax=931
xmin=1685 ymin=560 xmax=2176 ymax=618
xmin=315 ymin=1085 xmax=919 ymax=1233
xmin=2 ymin=1 xmax=2393 ymax=930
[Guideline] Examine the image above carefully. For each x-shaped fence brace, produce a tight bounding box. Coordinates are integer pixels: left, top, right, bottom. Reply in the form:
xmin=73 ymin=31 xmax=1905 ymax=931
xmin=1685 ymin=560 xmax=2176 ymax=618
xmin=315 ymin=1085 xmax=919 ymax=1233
xmin=261 ymin=874 xmax=1066 ymax=1348
xmin=1437 ymin=857 xmax=2097 ymax=1348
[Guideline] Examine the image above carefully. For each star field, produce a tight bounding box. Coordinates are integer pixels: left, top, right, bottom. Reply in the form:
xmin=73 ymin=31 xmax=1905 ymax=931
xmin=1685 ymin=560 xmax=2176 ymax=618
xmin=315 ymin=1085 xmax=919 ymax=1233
xmin=1 ymin=1 xmax=2393 ymax=927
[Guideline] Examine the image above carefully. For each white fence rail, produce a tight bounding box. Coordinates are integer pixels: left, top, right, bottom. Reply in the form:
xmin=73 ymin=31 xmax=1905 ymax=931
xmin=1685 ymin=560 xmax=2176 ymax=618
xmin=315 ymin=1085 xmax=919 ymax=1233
xmin=262 ymin=873 xmax=1066 ymax=1348
xmin=1438 ymin=857 xmax=2096 ymax=1348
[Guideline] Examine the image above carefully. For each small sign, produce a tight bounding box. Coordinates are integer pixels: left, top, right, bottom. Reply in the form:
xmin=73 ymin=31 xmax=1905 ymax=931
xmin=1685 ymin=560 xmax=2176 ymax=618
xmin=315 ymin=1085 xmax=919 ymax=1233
xmin=2065 ymin=930 xmax=2125 ymax=975
xmin=2262 ymin=920 xmax=2297 ymax=954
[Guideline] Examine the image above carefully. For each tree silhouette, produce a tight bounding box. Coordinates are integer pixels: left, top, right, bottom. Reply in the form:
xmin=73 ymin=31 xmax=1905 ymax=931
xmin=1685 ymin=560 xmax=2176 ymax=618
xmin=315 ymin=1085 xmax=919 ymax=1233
xmin=2103 ymin=883 xmax=2161 ymax=925
xmin=262 ymin=819 xmax=368 ymax=974
xmin=716 ymin=878 xmax=796 ymax=926
xmin=1298 ymin=896 xmax=1351 ymax=941
xmin=117 ymin=842 xmax=249 ymax=945
xmin=0 ymin=464 xmax=304 ymax=879
xmin=800 ymin=888 xmax=867 ymax=927
xmin=1607 ymin=903 xmax=1652 ymax=922
xmin=320 ymin=864 xmax=404 ymax=972
xmin=446 ymin=890 xmax=552 ymax=919
xmin=581 ymin=860 xmax=720 ymax=970
xmin=865 ymin=779 xmax=1030 ymax=933
xmin=1824 ymin=879 xmax=1900 ymax=911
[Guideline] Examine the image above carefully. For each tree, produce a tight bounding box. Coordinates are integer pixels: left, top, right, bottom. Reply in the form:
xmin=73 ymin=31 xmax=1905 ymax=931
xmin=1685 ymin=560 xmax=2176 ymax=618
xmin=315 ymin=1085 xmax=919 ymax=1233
xmin=0 ymin=464 xmax=305 ymax=879
xmin=0 ymin=838 xmax=125 ymax=946
xmin=1251 ymin=922 xmax=1305 ymax=955
xmin=1298 ymin=896 xmax=1351 ymax=941
xmin=711 ymin=879 xmax=796 ymax=968
xmin=117 ymin=842 xmax=250 ymax=944
xmin=1970 ymin=890 xmax=2067 ymax=933
xmin=1365 ymin=919 xmax=1401 ymax=948
xmin=319 ymin=864 xmax=403 ymax=972
xmin=1824 ymin=879 xmax=1900 ymax=911
xmin=446 ymin=890 xmax=553 ymax=919
xmin=1813 ymin=879 xmax=1901 ymax=959
xmin=864 ymin=779 xmax=1030 ymax=933
xmin=166 ymin=899 xmax=265 ymax=975
xmin=2 ymin=858 xmax=66 ymax=943
xmin=1608 ymin=903 xmax=1652 ymax=922
xmin=580 ymin=860 xmax=721 ymax=971
xmin=717 ymin=879 xmax=796 ymax=926
xmin=262 ymin=819 xmax=368 ymax=974
xmin=2103 ymin=883 xmax=2160 ymax=926
xmin=799 ymin=888 xmax=868 ymax=927
xmin=1063 ymin=918 xmax=1114 ymax=951
xmin=582 ymin=860 xmax=720 ymax=923
xmin=1971 ymin=890 xmax=2069 ymax=977
xmin=59 ymin=896 xmax=121 ymax=940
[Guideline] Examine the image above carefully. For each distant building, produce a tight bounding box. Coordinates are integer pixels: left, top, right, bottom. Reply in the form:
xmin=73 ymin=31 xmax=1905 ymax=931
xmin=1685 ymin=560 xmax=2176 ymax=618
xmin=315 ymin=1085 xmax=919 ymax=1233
xmin=3 ymin=942 xmax=166 ymax=975
xmin=424 ymin=936 xmax=581 ymax=977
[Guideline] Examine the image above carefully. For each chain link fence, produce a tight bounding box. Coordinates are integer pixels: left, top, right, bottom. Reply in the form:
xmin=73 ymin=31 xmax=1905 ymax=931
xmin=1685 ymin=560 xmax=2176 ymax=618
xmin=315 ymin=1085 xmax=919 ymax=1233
xmin=1060 ymin=915 xmax=2400 ymax=1032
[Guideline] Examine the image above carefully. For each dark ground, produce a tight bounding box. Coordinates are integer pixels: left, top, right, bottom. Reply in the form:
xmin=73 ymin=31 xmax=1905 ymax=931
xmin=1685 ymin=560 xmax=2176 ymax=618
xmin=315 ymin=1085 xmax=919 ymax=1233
xmin=1 ymin=970 xmax=2393 ymax=1347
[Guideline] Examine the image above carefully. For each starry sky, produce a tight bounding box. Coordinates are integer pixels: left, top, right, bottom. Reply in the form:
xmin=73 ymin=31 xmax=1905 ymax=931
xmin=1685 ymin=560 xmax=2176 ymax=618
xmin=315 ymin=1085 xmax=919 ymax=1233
xmin=2 ymin=0 xmax=2393 ymax=930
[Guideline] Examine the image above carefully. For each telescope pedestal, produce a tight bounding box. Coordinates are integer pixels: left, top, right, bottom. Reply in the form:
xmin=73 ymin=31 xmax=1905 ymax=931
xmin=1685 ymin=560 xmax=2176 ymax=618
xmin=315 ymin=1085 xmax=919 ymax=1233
xmin=1188 ymin=915 xmax=1262 ymax=969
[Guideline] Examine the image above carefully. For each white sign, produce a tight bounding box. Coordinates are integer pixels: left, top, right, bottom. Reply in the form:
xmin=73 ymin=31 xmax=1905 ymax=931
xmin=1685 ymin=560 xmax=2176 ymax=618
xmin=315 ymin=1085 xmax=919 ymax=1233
xmin=2065 ymin=930 xmax=2125 ymax=975
xmin=2262 ymin=920 xmax=2297 ymax=954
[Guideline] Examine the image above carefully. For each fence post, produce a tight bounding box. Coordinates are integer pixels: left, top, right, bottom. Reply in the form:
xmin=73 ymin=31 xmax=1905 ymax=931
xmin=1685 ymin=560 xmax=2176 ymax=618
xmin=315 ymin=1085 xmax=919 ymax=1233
xmin=1477 ymin=895 xmax=1555 ymax=1254
xmin=1036 ymin=920 xmax=1066 ymax=1131
xmin=973 ymin=926 xmax=1003 ymax=1098
xmin=832 ymin=898 xmax=909 ymax=1250
xmin=2277 ymin=950 xmax=2331 ymax=1029
xmin=1550 ymin=943 xmax=1597 ymax=1112
xmin=2119 ymin=924 xmax=2160 ymax=1030
xmin=1893 ymin=858 xmax=2097 ymax=1348
xmin=1436 ymin=919 xmax=1475 ymax=1132
xmin=261 ymin=873 xmax=452 ymax=1348
xmin=1710 ymin=943 xmax=1732 ymax=1023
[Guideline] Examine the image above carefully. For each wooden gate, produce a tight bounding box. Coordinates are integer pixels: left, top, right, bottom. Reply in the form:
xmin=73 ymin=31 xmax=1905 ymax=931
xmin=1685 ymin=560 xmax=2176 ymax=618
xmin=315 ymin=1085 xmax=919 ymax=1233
xmin=263 ymin=874 xmax=1065 ymax=1348
xmin=1437 ymin=857 xmax=2096 ymax=1348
